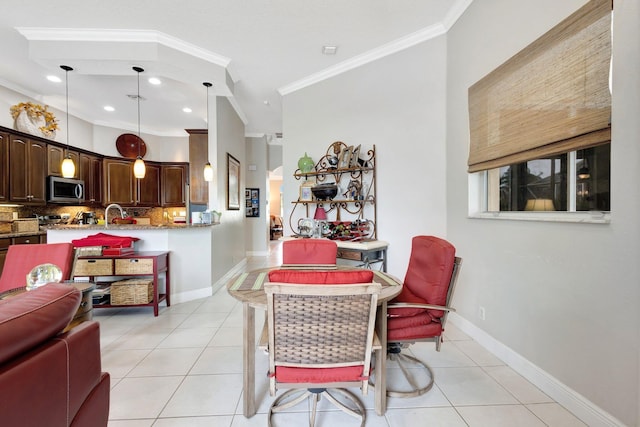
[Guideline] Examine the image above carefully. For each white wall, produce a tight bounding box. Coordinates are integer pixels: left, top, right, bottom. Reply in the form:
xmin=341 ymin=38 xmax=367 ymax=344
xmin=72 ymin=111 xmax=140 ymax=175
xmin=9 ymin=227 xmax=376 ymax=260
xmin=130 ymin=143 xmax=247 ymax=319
xmin=282 ymin=38 xmax=448 ymax=277
xmin=245 ymin=136 xmax=270 ymax=255
xmin=446 ymin=1 xmax=639 ymax=426
xmin=211 ymin=96 xmax=247 ymax=284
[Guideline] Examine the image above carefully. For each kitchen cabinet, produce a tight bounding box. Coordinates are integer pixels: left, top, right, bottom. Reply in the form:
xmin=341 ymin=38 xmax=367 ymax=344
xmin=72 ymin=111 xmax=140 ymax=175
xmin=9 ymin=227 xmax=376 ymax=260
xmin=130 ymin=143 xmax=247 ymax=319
xmin=187 ymin=129 xmax=208 ymax=205
xmin=79 ymin=152 xmax=102 ymax=205
xmin=161 ymin=163 xmax=188 ymax=207
xmin=136 ymin=163 xmax=160 ymax=206
xmin=47 ymin=145 xmax=79 ymax=178
xmin=103 ymin=158 xmax=135 ymax=205
xmin=0 ymin=131 xmax=8 ymax=203
xmin=291 ymin=141 xmax=377 ymax=240
xmin=9 ymin=135 xmax=47 ymax=205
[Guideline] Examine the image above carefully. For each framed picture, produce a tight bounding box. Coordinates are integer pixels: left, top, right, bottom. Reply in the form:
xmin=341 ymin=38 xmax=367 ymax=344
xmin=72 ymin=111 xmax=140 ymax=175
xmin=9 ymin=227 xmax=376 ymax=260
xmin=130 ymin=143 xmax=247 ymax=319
xmin=350 ymin=144 xmax=361 ymax=168
xmin=338 ymin=146 xmax=353 ymax=169
xmin=299 ymin=183 xmax=313 ymax=201
xmin=245 ymin=187 xmax=260 ymax=217
xmin=227 ymin=153 xmax=240 ymax=210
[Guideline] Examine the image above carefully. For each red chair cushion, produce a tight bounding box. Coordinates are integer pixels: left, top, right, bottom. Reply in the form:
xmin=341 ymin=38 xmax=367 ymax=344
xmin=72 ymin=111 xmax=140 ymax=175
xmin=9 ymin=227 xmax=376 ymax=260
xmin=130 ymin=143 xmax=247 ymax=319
xmin=387 ymin=321 xmax=444 ymax=342
xmin=268 ymin=269 xmax=374 ymax=284
xmin=275 ymin=365 xmax=365 ymax=383
xmin=0 ymin=243 xmax=75 ymax=293
xmin=282 ymin=239 xmax=337 ymax=265
xmin=388 ymin=236 xmax=455 ymax=319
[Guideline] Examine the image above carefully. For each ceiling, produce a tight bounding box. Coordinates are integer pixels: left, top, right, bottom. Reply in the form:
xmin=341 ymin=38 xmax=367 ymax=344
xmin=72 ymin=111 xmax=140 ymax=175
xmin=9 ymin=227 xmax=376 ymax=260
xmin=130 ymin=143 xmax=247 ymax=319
xmin=0 ymin=0 xmax=471 ymax=140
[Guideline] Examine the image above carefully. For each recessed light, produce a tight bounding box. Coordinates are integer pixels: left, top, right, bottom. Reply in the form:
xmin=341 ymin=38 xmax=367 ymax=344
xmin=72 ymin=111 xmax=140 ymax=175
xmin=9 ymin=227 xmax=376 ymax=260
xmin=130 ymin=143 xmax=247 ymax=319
xmin=47 ymin=75 xmax=62 ymax=83
xmin=148 ymin=77 xmax=162 ymax=85
xmin=322 ymin=45 xmax=338 ymax=55
xmin=182 ymin=107 xmax=192 ymax=113
xmin=104 ymin=106 xmax=115 ymax=112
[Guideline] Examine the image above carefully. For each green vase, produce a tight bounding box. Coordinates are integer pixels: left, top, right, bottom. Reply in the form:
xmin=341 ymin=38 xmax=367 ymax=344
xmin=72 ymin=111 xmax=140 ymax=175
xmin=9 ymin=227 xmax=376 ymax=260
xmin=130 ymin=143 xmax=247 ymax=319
xmin=298 ymin=152 xmax=314 ymax=173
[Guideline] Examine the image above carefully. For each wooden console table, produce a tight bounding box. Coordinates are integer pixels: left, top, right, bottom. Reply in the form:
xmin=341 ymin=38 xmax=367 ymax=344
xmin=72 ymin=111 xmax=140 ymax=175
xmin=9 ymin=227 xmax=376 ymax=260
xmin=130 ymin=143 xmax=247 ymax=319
xmin=336 ymin=239 xmax=388 ymax=272
xmin=73 ymin=251 xmax=170 ymax=316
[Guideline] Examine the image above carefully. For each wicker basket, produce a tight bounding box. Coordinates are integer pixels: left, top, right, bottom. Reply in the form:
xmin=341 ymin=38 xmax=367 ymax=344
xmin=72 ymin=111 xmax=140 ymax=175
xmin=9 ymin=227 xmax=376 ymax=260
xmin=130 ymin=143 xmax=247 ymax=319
xmin=110 ymin=279 xmax=153 ymax=305
xmin=11 ymin=218 xmax=39 ymax=233
xmin=73 ymin=259 xmax=113 ymax=276
xmin=114 ymin=258 xmax=154 ymax=275
xmin=0 ymin=222 xmax=12 ymax=234
xmin=76 ymin=246 xmax=103 ymax=257
xmin=0 ymin=212 xmax=14 ymax=222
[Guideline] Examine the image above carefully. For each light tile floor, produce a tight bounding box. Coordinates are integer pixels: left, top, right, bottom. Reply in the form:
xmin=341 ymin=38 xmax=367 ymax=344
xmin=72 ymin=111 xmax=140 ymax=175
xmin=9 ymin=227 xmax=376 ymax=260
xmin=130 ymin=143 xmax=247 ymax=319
xmin=100 ymin=242 xmax=586 ymax=427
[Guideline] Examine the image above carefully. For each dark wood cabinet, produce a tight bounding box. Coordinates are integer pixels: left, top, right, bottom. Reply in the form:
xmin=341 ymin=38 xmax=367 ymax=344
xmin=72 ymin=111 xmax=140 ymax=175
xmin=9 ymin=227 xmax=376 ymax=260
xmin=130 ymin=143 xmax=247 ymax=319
xmin=79 ymin=153 xmax=102 ymax=205
xmin=187 ymin=129 xmax=208 ymax=205
xmin=48 ymin=145 xmax=79 ymax=178
xmin=161 ymin=163 xmax=188 ymax=207
xmin=103 ymin=158 xmax=135 ymax=206
xmin=0 ymin=132 xmax=8 ymax=203
xmin=9 ymin=135 xmax=47 ymax=205
xmin=136 ymin=163 xmax=160 ymax=206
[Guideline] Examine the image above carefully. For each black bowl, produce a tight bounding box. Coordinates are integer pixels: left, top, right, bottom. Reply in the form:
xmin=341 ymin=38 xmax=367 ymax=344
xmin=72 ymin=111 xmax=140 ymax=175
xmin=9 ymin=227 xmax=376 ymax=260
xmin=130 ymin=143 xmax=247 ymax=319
xmin=311 ymin=183 xmax=338 ymax=200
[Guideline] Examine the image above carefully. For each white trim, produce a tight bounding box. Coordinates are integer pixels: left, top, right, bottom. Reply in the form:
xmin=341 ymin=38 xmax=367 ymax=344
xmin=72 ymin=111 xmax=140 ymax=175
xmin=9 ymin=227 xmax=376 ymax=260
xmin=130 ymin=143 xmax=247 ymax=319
xmin=170 ymin=286 xmax=213 ymax=304
xmin=469 ymin=211 xmax=611 ymax=224
xmin=246 ymin=251 xmax=269 ymax=257
xmin=15 ymin=27 xmax=231 ymax=67
xmin=211 ymin=258 xmax=247 ymax=295
xmin=448 ymin=313 xmax=626 ymax=427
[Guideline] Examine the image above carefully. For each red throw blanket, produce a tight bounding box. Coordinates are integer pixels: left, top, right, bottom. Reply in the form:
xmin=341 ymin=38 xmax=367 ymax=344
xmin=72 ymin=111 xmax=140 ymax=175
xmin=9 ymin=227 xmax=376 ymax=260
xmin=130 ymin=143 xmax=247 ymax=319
xmin=71 ymin=232 xmax=140 ymax=248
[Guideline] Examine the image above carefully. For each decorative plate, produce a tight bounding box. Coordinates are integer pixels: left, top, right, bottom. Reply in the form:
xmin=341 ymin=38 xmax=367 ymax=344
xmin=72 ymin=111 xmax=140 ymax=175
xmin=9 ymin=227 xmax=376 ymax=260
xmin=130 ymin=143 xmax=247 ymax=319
xmin=116 ymin=133 xmax=147 ymax=159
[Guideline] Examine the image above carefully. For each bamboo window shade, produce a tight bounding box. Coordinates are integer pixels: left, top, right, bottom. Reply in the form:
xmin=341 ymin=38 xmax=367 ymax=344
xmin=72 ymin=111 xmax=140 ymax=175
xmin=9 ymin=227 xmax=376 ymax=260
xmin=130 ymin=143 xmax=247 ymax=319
xmin=467 ymin=0 xmax=612 ymax=173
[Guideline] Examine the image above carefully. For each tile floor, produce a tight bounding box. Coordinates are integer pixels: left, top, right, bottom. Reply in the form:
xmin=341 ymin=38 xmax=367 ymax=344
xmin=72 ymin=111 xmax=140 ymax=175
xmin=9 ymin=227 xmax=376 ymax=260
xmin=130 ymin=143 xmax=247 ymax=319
xmin=100 ymin=242 xmax=586 ymax=427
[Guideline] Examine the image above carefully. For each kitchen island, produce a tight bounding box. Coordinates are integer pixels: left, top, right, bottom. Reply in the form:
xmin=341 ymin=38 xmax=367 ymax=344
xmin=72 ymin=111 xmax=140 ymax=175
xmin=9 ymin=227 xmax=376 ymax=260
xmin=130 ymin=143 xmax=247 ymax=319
xmin=46 ymin=223 xmax=218 ymax=305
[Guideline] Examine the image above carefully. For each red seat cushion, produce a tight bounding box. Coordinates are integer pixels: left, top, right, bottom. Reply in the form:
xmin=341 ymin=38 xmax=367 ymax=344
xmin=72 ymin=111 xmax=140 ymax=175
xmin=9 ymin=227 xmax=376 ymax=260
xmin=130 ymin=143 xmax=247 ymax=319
xmin=388 ymin=236 xmax=455 ymax=320
xmin=0 ymin=243 xmax=75 ymax=293
xmin=275 ymin=365 xmax=365 ymax=383
xmin=268 ymin=269 xmax=374 ymax=284
xmin=282 ymin=239 xmax=337 ymax=265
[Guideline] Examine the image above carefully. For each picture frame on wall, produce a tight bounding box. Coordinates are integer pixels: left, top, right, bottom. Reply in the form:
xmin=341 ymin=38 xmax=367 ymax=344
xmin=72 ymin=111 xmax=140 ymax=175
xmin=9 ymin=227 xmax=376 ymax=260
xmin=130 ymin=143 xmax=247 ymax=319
xmin=350 ymin=144 xmax=361 ymax=168
xmin=245 ymin=187 xmax=260 ymax=217
xmin=227 ymin=153 xmax=240 ymax=210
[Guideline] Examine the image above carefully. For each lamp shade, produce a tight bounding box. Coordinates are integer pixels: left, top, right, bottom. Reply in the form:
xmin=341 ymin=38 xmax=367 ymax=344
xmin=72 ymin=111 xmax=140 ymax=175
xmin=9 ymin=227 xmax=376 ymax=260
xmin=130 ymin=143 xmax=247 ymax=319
xmin=313 ymin=205 xmax=327 ymax=220
xmin=524 ymin=199 xmax=555 ymax=211
xmin=133 ymin=157 xmax=146 ymax=179
xmin=61 ymin=156 xmax=76 ymax=178
xmin=204 ymin=162 xmax=214 ymax=182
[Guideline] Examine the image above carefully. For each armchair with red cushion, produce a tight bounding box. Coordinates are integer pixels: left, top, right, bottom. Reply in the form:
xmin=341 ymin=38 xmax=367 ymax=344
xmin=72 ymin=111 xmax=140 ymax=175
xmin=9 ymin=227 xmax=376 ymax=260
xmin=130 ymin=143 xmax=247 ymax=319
xmin=384 ymin=235 xmax=462 ymax=398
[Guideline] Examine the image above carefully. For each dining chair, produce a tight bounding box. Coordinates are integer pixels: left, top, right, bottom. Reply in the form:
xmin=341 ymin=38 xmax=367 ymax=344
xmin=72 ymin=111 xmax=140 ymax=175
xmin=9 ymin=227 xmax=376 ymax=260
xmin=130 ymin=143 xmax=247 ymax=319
xmin=282 ymin=238 xmax=337 ymax=267
xmin=0 ymin=243 xmax=75 ymax=293
xmin=382 ymin=235 xmax=462 ymax=398
xmin=264 ymin=271 xmax=380 ymax=427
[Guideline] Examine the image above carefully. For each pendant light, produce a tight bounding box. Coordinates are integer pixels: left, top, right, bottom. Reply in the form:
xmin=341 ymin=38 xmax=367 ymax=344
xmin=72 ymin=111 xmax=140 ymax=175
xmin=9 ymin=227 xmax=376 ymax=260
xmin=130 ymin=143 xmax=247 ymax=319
xmin=203 ymin=82 xmax=214 ymax=182
xmin=60 ymin=65 xmax=76 ymax=178
xmin=132 ymin=66 xmax=146 ymax=179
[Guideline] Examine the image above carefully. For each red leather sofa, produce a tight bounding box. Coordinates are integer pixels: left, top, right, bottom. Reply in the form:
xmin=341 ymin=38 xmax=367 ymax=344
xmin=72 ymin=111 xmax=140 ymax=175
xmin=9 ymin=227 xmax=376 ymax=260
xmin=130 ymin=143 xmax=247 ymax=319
xmin=0 ymin=283 xmax=110 ymax=426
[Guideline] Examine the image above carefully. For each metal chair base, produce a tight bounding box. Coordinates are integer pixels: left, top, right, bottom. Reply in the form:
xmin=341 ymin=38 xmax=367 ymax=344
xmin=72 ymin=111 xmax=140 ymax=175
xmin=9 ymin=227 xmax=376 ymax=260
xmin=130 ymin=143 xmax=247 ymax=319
xmin=386 ymin=351 xmax=435 ymax=398
xmin=268 ymin=388 xmax=365 ymax=427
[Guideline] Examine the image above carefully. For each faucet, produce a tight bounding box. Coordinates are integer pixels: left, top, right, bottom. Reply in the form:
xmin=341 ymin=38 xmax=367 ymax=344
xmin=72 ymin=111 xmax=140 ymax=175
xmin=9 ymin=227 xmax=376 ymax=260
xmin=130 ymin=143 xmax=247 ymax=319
xmin=104 ymin=204 xmax=125 ymax=228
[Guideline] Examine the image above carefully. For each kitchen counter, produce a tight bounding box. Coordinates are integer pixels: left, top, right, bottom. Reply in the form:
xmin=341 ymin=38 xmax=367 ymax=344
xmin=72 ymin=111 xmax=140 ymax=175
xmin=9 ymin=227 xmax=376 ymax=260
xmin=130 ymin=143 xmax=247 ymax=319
xmin=0 ymin=230 xmax=47 ymax=239
xmin=40 ymin=223 xmax=218 ymax=231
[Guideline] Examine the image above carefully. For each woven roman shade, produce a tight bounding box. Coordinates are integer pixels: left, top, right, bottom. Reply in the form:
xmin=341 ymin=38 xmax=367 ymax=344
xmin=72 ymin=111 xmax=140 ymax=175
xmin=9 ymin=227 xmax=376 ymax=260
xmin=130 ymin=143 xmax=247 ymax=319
xmin=467 ymin=0 xmax=612 ymax=173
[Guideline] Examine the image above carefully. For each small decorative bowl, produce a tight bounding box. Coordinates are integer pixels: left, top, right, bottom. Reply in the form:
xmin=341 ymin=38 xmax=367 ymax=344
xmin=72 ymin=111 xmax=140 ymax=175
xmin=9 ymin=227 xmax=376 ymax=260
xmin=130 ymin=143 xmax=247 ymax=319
xmin=311 ymin=183 xmax=338 ymax=200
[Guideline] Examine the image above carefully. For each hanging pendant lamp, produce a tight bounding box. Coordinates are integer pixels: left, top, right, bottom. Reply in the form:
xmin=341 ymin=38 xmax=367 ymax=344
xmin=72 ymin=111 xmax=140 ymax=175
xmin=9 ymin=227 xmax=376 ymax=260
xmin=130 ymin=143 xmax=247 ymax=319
xmin=132 ymin=66 xmax=146 ymax=179
xmin=203 ymin=82 xmax=214 ymax=182
xmin=60 ymin=65 xmax=76 ymax=178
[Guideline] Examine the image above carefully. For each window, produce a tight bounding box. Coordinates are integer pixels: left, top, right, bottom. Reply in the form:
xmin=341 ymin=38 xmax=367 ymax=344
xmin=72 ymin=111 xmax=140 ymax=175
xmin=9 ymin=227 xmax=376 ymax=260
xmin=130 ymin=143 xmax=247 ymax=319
xmin=487 ymin=143 xmax=610 ymax=212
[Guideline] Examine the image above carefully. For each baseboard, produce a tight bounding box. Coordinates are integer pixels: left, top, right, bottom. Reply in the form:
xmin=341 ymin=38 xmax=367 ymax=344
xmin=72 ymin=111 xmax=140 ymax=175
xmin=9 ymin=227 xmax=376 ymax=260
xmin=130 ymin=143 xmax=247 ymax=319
xmin=246 ymin=250 xmax=269 ymax=256
xmin=448 ymin=313 xmax=626 ymax=427
xmin=170 ymin=286 xmax=212 ymax=304
xmin=211 ymin=258 xmax=248 ymax=295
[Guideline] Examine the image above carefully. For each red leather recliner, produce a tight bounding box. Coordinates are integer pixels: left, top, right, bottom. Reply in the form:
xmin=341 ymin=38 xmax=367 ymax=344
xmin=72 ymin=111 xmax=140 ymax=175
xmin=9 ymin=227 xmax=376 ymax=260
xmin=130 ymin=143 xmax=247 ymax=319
xmin=385 ymin=235 xmax=462 ymax=398
xmin=0 ymin=283 xmax=110 ymax=426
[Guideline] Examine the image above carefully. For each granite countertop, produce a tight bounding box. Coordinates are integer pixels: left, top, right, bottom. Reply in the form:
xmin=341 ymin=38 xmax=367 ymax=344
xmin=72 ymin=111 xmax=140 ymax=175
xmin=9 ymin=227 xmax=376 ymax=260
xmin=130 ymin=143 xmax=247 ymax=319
xmin=41 ymin=223 xmax=218 ymax=231
xmin=0 ymin=230 xmax=47 ymax=238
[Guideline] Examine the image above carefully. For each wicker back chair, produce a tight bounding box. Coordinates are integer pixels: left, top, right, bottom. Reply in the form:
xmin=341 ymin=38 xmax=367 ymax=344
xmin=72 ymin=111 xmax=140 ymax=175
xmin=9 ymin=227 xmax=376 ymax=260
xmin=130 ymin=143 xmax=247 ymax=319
xmin=265 ymin=281 xmax=381 ymax=427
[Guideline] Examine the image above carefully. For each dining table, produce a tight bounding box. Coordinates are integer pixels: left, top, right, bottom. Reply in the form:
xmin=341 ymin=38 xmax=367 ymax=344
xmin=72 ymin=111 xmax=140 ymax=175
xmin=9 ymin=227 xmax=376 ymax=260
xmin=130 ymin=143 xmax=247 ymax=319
xmin=226 ymin=266 xmax=403 ymax=418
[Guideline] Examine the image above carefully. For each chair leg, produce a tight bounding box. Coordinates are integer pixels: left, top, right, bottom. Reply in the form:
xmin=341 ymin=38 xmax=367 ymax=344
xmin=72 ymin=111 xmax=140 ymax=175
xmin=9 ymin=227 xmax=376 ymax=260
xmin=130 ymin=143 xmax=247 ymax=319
xmin=321 ymin=389 xmax=365 ymax=426
xmin=268 ymin=389 xmax=311 ymax=427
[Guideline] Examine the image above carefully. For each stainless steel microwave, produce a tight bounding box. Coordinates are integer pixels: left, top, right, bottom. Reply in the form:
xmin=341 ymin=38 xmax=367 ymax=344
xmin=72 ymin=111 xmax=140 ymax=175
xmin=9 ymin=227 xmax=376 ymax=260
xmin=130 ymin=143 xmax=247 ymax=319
xmin=47 ymin=176 xmax=85 ymax=204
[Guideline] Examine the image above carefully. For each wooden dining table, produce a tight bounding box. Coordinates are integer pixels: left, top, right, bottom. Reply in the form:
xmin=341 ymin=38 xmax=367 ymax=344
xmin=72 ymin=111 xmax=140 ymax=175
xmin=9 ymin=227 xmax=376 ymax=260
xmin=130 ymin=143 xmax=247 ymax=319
xmin=226 ymin=266 xmax=403 ymax=418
